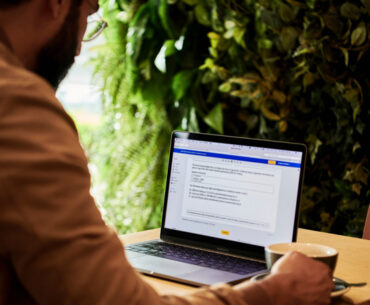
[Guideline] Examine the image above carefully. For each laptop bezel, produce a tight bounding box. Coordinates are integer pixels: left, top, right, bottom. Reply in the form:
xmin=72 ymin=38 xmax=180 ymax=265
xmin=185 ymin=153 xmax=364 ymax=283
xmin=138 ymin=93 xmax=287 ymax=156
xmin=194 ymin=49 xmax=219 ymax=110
xmin=160 ymin=131 xmax=306 ymax=260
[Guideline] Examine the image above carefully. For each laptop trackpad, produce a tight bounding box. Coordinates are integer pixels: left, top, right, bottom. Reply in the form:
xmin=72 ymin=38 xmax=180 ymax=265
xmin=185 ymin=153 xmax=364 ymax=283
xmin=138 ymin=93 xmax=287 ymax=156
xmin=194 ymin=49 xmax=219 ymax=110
xmin=179 ymin=269 xmax=244 ymax=286
xmin=128 ymin=255 xmax=201 ymax=276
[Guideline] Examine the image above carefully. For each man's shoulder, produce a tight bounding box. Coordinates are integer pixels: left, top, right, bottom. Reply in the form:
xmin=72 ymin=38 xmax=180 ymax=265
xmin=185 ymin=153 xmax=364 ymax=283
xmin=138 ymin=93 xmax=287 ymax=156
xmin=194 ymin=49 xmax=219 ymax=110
xmin=0 ymin=57 xmax=58 ymax=108
xmin=0 ymin=57 xmax=76 ymax=131
xmin=0 ymin=58 xmax=86 ymax=178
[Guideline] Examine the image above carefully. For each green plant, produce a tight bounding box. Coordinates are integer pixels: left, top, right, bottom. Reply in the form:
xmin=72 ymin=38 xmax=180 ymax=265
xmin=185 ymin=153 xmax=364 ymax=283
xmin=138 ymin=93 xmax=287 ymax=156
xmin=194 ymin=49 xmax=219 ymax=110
xmin=92 ymin=0 xmax=369 ymax=236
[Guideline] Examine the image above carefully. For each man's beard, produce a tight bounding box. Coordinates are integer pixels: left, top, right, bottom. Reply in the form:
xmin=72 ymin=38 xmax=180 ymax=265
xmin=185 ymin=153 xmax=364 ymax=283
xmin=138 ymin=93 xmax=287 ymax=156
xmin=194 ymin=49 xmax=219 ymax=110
xmin=34 ymin=4 xmax=80 ymax=90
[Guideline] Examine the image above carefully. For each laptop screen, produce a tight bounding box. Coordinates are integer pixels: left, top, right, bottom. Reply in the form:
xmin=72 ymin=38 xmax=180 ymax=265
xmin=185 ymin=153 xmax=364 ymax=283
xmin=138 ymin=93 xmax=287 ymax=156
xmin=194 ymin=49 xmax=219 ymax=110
xmin=163 ymin=132 xmax=305 ymax=248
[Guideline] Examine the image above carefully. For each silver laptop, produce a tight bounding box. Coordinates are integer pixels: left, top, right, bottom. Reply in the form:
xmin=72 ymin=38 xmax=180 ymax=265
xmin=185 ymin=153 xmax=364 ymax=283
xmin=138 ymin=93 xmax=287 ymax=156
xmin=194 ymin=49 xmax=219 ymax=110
xmin=125 ymin=131 xmax=306 ymax=286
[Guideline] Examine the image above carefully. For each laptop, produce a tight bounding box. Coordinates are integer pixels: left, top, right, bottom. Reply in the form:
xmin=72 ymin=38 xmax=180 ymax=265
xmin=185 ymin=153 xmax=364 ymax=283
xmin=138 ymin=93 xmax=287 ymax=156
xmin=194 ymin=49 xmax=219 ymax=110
xmin=125 ymin=131 xmax=306 ymax=286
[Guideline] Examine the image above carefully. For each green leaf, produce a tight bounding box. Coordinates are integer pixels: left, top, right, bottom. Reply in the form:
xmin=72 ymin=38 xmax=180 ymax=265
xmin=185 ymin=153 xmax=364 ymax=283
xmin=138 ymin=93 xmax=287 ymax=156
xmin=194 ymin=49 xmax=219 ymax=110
xmin=211 ymin=7 xmax=223 ymax=32
xmin=304 ymin=19 xmax=322 ymax=39
xmin=341 ymin=48 xmax=349 ymax=66
xmin=218 ymin=82 xmax=232 ymax=93
xmin=175 ymin=36 xmax=185 ymax=50
xmin=261 ymin=104 xmax=281 ymax=121
xmin=201 ymin=70 xmax=217 ymax=83
xmin=209 ymin=47 xmax=218 ymax=58
xmin=344 ymin=88 xmax=359 ymax=103
xmin=260 ymin=9 xmax=282 ymax=30
xmin=164 ymin=40 xmax=176 ymax=56
xmin=306 ymin=0 xmax=315 ymax=9
xmin=158 ymin=0 xmax=174 ymax=38
xmin=353 ymin=103 xmax=361 ymax=122
xmin=225 ymin=20 xmax=236 ymax=30
xmin=215 ymin=66 xmax=228 ymax=80
xmin=351 ymin=22 xmax=367 ymax=46
xmin=154 ymin=45 xmax=167 ymax=73
xmin=188 ymin=107 xmax=200 ymax=132
xmin=224 ymin=29 xmax=235 ymax=39
xmin=116 ymin=11 xmax=129 ymax=23
xmin=280 ymin=26 xmax=299 ymax=51
xmin=340 ymin=2 xmax=361 ymax=20
xmin=182 ymin=0 xmax=198 ymax=5
xmin=204 ymin=103 xmax=224 ymax=134
xmin=259 ymin=116 xmax=268 ymax=134
xmin=323 ymin=14 xmax=344 ymax=34
xmin=241 ymin=98 xmax=252 ymax=108
xmin=234 ymin=28 xmax=246 ymax=48
xmin=286 ymin=0 xmax=306 ymax=7
xmin=171 ymin=70 xmax=194 ymax=100
xmin=208 ymin=32 xmax=221 ymax=49
xmin=303 ymin=72 xmax=315 ymax=88
xmin=230 ymin=90 xmax=249 ymax=98
xmin=279 ymin=2 xmax=295 ymax=23
xmin=195 ymin=4 xmax=211 ymax=26
xmin=271 ymin=90 xmax=287 ymax=104
xmin=139 ymin=59 xmax=151 ymax=80
xmin=279 ymin=120 xmax=288 ymax=132
xmin=140 ymin=74 xmax=168 ymax=101
xmin=199 ymin=58 xmax=215 ymax=70
xmin=307 ymin=135 xmax=322 ymax=164
xmin=363 ymin=0 xmax=370 ymax=14
xmin=258 ymin=38 xmax=273 ymax=50
xmin=128 ymin=4 xmax=150 ymax=63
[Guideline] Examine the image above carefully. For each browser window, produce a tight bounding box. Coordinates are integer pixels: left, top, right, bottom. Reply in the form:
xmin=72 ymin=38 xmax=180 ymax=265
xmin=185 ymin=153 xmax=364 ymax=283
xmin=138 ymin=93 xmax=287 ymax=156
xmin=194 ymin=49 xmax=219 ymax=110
xmin=164 ymin=138 xmax=303 ymax=247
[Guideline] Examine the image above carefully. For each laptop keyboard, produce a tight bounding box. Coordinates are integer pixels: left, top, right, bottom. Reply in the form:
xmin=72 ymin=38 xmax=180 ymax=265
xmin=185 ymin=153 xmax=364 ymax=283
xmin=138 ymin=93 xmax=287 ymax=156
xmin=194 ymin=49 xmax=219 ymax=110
xmin=126 ymin=241 xmax=266 ymax=275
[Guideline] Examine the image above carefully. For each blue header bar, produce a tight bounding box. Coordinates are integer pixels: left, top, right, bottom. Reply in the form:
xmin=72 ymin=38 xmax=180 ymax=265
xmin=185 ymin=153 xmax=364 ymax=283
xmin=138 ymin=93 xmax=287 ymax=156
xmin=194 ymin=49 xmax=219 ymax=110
xmin=173 ymin=148 xmax=301 ymax=168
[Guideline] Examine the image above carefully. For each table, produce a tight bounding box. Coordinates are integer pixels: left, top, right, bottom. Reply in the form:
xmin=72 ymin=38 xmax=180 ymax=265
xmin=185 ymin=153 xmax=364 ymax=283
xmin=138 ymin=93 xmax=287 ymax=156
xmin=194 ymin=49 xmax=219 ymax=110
xmin=120 ymin=228 xmax=370 ymax=303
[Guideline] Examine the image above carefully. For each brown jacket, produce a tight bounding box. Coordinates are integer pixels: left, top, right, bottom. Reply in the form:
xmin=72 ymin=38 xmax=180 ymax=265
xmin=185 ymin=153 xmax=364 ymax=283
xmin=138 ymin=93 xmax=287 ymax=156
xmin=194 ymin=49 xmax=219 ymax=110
xmin=0 ymin=41 xmax=269 ymax=305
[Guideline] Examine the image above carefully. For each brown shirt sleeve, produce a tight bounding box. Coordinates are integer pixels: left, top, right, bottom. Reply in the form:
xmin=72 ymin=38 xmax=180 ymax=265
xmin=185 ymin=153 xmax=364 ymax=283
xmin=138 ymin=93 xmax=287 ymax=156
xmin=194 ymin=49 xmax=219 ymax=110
xmin=0 ymin=54 xmax=267 ymax=305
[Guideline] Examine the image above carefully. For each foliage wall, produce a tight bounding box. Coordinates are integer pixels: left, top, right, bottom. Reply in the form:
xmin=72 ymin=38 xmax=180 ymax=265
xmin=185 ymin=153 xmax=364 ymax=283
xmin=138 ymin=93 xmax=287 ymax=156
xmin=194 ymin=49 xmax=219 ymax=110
xmin=92 ymin=0 xmax=369 ymax=236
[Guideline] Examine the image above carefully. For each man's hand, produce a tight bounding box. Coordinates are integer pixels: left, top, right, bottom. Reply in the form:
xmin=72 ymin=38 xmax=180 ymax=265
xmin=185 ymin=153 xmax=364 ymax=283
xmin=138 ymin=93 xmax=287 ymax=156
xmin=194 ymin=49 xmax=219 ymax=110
xmin=235 ymin=251 xmax=334 ymax=305
xmin=268 ymin=251 xmax=334 ymax=305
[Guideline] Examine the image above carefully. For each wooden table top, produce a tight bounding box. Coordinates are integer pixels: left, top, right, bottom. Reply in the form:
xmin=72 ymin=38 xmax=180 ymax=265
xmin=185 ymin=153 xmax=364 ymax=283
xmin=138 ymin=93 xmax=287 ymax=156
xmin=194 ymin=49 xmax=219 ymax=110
xmin=120 ymin=228 xmax=370 ymax=303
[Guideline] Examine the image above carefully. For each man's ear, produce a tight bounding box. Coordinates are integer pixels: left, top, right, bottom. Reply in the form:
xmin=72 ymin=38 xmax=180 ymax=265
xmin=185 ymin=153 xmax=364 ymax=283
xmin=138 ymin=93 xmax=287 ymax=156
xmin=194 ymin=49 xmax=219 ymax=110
xmin=47 ymin=0 xmax=70 ymax=19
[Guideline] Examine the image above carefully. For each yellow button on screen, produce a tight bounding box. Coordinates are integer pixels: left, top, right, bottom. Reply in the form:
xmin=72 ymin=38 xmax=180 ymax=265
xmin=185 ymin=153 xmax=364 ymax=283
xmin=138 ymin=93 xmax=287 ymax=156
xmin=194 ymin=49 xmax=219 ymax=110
xmin=268 ymin=160 xmax=276 ymax=165
xmin=221 ymin=230 xmax=230 ymax=236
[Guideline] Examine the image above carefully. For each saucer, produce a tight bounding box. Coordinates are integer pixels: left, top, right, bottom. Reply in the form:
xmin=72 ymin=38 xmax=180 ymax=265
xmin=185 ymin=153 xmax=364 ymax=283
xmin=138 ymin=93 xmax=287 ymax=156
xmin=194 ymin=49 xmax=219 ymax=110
xmin=250 ymin=272 xmax=350 ymax=298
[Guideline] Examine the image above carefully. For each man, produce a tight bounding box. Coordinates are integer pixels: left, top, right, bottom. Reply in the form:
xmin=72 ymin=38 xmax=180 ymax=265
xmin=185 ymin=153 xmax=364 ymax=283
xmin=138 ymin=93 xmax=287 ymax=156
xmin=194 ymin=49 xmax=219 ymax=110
xmin=0 ymin=0 xmax=333 ymax=304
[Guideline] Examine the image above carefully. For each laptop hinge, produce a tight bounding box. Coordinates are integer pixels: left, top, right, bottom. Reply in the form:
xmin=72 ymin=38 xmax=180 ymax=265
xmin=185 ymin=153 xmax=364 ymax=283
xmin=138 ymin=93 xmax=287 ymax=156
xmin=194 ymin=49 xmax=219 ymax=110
xmin=160 ymin=236 xmax=265 ymax=263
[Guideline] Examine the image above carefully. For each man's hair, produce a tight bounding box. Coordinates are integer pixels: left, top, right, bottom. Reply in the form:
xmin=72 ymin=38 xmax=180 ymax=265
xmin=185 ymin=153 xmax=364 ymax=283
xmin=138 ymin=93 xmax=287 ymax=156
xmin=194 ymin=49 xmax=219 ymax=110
xmin=0 ymin=0 xmax=82 ymax=8
xmin=0 ymin=0 xmax=30 ymax=8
